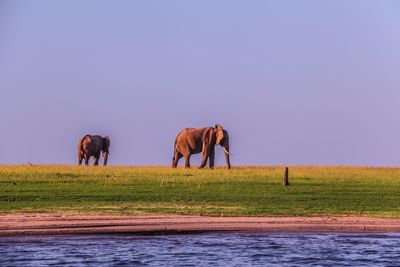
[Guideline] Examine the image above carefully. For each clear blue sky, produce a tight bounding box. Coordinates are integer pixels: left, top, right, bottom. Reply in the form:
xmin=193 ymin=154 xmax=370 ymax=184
xmin=1 ymin=1 xmax=400 ymax=166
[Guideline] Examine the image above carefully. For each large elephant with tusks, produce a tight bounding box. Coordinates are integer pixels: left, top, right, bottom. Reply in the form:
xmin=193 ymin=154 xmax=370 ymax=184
xmin=78 ymin=135 xmax=110 ymax=166
xmin=172 ymin=124 xmax=232 ymax=169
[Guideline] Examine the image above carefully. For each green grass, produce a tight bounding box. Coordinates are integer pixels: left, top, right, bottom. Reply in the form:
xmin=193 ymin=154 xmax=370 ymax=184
xmin=1 ymin=165 xmax=400 ymax=217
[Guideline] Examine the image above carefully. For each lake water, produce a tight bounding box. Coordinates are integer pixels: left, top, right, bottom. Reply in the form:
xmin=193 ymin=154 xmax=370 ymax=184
xmin=1 ymin=232 xmax=400 ymax=266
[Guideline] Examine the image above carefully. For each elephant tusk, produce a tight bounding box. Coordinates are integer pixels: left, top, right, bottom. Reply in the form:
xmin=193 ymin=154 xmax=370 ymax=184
xmin=223 ymin=147 xmax=233 ymax=156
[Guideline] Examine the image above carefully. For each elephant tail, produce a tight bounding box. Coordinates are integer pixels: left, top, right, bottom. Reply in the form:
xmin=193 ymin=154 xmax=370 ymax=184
xmin=78 ymin=135 xmax=90 ymax=153
xmin=172 ymin=138 xmax=178 ymax=161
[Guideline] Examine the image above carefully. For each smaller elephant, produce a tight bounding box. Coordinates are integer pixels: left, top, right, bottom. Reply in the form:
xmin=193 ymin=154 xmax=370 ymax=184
xmin=78 ymin=135 xmax=110 ymax=166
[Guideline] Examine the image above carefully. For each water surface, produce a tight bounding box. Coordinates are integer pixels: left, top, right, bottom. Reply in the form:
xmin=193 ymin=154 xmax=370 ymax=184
xmin=1 ymin=232 xmax=400 ymax=266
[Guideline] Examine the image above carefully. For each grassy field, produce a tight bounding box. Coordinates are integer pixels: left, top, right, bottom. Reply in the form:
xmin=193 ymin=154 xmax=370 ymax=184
xmin=1 ymin=165 xmax=400 ymax=217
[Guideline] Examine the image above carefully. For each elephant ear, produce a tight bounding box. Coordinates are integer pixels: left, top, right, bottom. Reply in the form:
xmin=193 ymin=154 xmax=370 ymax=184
xmin=215 ymin=124 xmax=224 ymax=145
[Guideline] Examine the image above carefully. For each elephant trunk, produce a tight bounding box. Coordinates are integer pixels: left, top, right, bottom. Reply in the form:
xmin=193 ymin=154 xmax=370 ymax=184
xmin=223 ymin=143 xmax=231 ymax=169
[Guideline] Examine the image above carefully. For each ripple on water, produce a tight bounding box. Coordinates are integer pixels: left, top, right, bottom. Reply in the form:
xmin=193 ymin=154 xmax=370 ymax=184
xmin=1 ymin=233 xmax=400 ymax=266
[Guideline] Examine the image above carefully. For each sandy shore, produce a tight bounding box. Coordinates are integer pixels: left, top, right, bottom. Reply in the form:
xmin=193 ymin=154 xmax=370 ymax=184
xmin=1 ymin=215 xmax=400 ymax=237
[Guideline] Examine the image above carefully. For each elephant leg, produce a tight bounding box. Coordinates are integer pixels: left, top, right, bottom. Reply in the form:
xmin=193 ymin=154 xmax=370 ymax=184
xmin=84 ymin=155 xmax=90 ymax=166
xmin=209 ymin=148 xmax=215 ymax=169
xmin=200 ymin=143 xmax=211 ymax=169
xmin=184 ymin=154 xmax=191 ymax=168
xmin=200 ymin=152 xmax=209 ymax=169
xmin=172 ymin=151 xmax=183 ymax=168
xmin=93 ymin=153 xmax=100 ymax=166
xmin=78 ymin=152 xmax=83 ymax=165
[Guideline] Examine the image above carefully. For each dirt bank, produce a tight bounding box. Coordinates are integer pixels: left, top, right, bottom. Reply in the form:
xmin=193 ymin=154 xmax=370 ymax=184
xmin=1 ymin=215 xmax=400 ymax=237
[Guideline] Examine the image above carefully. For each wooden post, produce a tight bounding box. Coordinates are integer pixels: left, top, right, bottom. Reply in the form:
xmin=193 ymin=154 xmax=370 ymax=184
xmin=283 ymin=167 xmax=289 ymax=186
